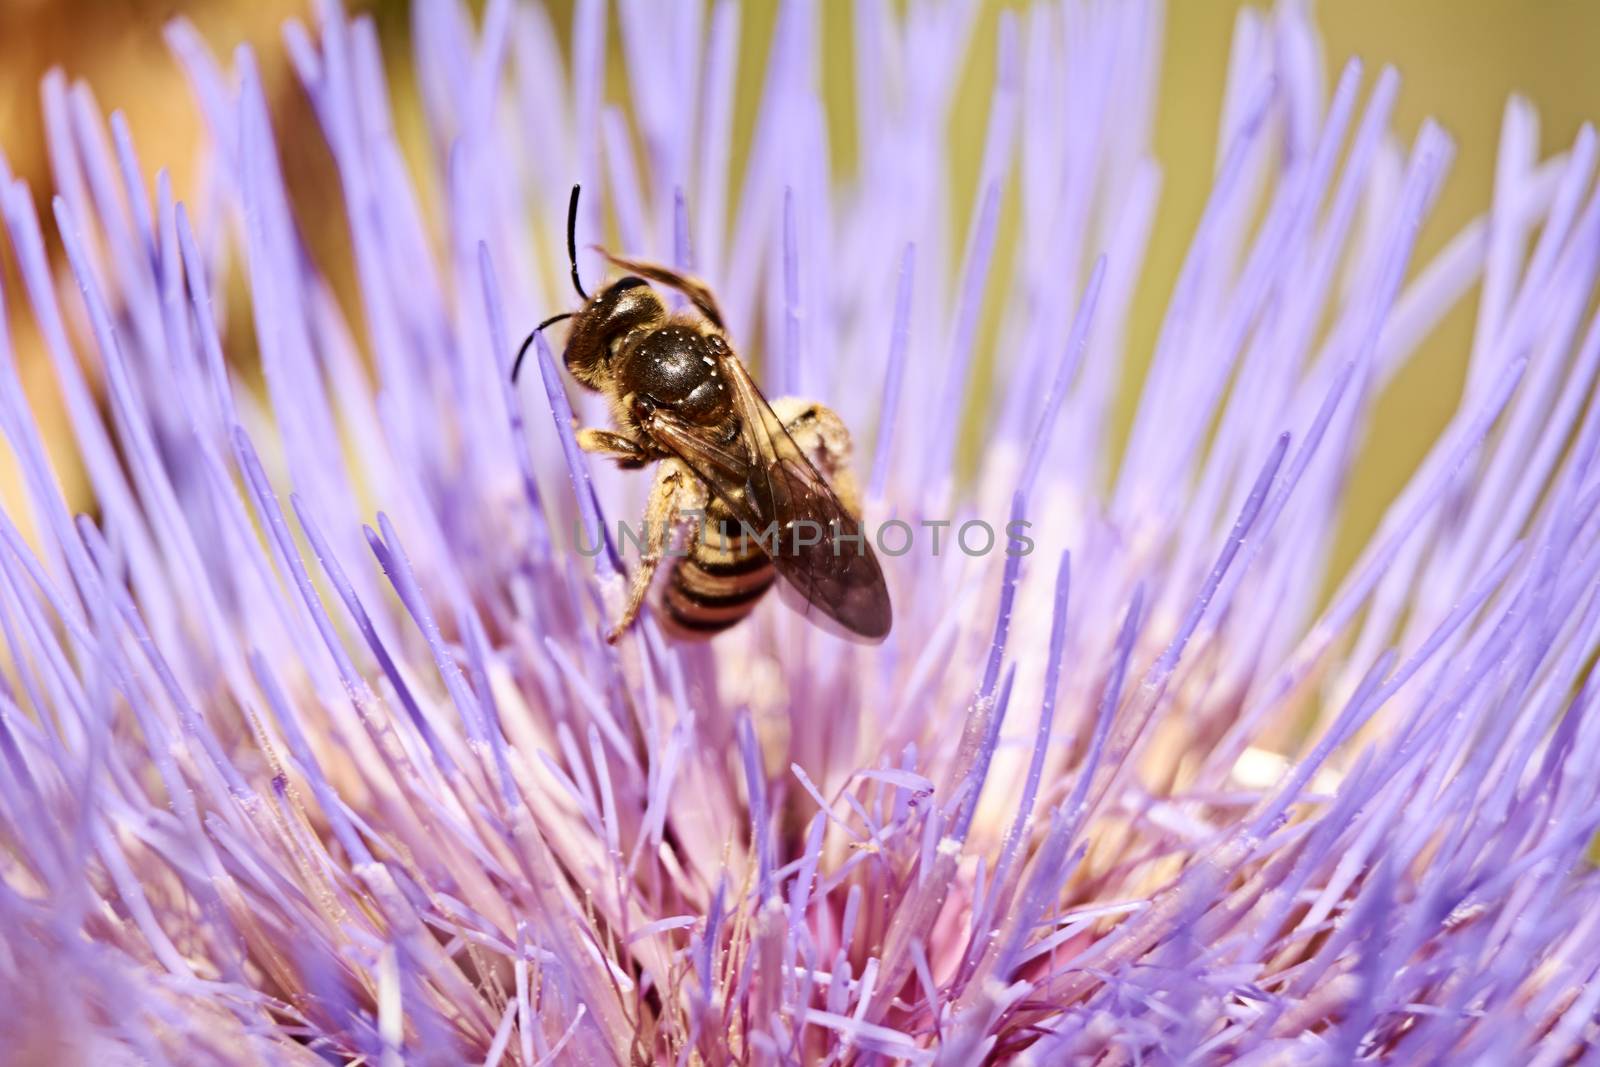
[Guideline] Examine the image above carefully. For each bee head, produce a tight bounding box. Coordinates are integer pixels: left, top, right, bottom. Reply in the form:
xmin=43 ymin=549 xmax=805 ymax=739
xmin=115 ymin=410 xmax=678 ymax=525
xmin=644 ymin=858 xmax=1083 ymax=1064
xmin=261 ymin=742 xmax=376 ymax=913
xmin=562 ymin=276 xmax=664 ymax=390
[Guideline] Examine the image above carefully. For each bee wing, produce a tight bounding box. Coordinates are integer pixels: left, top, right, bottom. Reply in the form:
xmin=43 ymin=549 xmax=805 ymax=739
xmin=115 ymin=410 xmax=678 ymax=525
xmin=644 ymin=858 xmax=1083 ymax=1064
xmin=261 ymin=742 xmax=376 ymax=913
xmin=642 ymin=356 xmax=893 ymax=643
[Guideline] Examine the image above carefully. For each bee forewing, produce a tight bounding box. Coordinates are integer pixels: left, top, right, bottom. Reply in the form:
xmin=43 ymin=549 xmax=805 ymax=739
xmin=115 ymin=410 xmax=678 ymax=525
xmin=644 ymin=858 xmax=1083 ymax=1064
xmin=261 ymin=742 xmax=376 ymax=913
xmin=642 ymin=352 xmax=893 ymax=642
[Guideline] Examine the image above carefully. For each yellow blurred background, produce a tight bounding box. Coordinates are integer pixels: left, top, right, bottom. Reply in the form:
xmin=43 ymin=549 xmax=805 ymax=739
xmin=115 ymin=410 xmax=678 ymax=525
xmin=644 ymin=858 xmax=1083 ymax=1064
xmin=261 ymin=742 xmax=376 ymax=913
xmin=1 ymin=0 xmax=1596 ymax=584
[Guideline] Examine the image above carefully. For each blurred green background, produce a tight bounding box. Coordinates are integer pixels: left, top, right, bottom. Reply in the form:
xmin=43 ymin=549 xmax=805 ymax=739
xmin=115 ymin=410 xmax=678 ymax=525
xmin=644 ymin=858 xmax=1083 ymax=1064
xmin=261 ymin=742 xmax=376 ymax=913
xmin=1 ymin=0 xmax=1596 ymax=582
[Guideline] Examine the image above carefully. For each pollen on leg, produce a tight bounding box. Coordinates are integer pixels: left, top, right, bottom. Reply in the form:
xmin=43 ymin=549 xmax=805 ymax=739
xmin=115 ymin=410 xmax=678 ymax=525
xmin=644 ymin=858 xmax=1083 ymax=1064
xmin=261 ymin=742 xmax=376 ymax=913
xmin=772 ymin=397 xmax=861 ymax=514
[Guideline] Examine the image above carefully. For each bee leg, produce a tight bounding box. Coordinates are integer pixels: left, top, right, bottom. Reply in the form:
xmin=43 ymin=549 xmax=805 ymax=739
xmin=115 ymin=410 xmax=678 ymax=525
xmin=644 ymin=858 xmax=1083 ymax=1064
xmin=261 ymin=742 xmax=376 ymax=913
xmin=607 ymin=460 xmax=697 ymax=643
xmin=772 ymin=399 xmax=862 ymax=518
xmin=577 ymin=427 xmax=651 ymax=469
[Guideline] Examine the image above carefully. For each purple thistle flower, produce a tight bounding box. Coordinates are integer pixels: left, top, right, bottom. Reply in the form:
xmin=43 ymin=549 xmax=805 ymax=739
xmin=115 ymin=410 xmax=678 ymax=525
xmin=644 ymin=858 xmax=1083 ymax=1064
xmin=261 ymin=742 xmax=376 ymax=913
xmin=2 ymin=0 xmax=1600 ymax=1062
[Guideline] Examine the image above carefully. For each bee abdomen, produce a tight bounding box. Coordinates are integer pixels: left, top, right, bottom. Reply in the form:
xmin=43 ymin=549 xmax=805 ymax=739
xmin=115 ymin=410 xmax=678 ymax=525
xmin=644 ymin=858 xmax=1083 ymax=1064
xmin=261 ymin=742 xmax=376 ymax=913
xmin=661 ymin=547 xmax=774 ymax=638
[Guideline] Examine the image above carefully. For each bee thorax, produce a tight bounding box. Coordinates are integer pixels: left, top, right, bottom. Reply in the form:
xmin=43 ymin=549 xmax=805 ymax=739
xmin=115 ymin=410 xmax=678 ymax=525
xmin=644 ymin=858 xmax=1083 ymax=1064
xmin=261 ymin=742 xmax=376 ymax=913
xmin=624 ymin=325 xmax=729 ymax=423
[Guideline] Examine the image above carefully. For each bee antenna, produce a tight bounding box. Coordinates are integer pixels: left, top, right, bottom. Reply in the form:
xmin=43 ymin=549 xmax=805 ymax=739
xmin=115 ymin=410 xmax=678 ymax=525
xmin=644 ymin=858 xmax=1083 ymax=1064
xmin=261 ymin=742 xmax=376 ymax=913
xmin=511 ymin=312 xmax=575 ymax=384
xmin=566 ymin=184 xmax=589 ymax=302
xmin=509 ymin=185 xmax=587 ymax=384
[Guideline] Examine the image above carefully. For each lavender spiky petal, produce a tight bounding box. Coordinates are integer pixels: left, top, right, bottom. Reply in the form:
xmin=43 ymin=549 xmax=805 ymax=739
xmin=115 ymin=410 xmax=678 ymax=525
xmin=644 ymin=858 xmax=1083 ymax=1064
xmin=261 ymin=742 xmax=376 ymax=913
xmin=4 ymin=0 xmax=1600 ymax=1062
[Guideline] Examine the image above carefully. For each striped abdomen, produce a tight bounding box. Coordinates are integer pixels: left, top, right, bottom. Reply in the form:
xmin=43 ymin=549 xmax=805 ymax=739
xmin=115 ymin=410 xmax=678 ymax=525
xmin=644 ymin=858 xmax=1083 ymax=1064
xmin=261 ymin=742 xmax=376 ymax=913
xmin=660 ymin=495 xmax=775 ymax=638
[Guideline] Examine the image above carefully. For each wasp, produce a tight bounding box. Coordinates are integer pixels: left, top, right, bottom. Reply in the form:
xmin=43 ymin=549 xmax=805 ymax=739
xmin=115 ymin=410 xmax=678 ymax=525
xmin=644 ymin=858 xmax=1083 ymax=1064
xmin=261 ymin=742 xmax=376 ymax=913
xmin=512 ymin=187 xmax=892 ymax=645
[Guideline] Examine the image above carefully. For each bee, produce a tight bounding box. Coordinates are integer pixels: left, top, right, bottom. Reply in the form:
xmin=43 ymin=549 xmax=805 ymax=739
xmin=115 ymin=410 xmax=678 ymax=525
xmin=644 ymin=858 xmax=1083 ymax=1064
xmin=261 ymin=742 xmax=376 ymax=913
xmin=512 ymin=186 xmax=892 ymax=645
